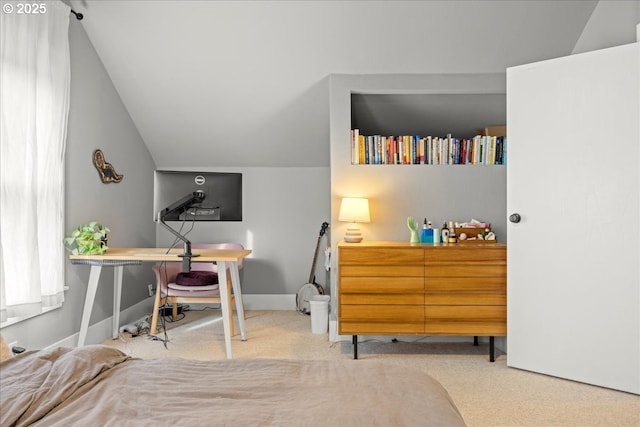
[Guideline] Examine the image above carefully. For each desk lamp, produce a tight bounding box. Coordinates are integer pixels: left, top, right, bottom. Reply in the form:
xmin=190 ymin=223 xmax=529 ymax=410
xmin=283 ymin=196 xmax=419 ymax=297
xmin=338 ymin=197 xmax=370 ymax=243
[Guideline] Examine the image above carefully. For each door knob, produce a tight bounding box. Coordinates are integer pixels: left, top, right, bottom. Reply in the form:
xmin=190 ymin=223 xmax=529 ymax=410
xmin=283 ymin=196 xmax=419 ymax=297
xmin=509 ymin=213 xmax=521 ymax=223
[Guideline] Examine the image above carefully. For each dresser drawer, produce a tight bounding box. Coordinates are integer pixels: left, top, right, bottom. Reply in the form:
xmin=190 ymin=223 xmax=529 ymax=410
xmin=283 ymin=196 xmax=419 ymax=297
xmin=426 ymin=264 xmax=506 ymax=278
xmin=339 ymin=320 xmax=424 ymax=335
xmin=425 ymin=305 xmax=506 ymax=335
xmin=426 ymin=277 xmax=505 ymax=292
xmin=426 ymin=293 xmax=505 ymax=306
xmin=340 ymin=276 xmax=424 ymax=293
xmin=341 ymin=293 xmax=424 ymax=305
xmin=341 ymin=265 xmax=424 ymax=277
xmin=340 ymin=305 xmax=424 ymax=322
xmin=426 ymin=277 xmax=505 ymax=305
xmin=425 ymin=246 xmax=506 ymax=262
xmin=340 ymin=247 xmax=423 ymax=265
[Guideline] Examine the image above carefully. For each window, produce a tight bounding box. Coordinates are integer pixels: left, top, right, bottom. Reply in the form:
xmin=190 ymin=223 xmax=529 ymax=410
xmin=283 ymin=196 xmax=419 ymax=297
xmin=0 ymin=2 xmax=71 ymax=326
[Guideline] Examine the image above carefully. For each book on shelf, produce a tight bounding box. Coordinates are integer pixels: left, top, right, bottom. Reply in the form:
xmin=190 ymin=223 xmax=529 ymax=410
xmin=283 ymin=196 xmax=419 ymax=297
xmin=351 ymin=129 xmax=507 ymax=165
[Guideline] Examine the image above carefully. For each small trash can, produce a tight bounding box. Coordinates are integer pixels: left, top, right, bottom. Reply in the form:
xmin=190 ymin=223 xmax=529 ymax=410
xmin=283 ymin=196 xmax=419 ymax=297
xmin=310 ymin=295 xmax=330 ymax=334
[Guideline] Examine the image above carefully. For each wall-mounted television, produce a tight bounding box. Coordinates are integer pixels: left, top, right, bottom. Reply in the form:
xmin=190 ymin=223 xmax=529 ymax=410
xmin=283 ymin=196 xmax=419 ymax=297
xmin=154 ymin=170 xmax=242 ymax=221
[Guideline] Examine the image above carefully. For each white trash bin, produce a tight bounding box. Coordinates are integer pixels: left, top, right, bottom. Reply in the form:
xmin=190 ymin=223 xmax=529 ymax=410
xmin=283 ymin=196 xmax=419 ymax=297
xmin=309 ymin=295 xmax=330 ymax=334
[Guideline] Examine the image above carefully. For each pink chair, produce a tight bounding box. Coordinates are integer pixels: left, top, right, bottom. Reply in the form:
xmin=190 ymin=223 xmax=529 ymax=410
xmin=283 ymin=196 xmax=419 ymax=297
xmin=150 ymin=243 xmax=245 ymax=335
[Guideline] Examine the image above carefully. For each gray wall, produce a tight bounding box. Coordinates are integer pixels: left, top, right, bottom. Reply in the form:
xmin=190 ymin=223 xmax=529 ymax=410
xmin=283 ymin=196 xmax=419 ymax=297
xmin=572 ymin=0 xmax=640 ymax=54
xmin=1 ymin=19 xmax=156 ymax=350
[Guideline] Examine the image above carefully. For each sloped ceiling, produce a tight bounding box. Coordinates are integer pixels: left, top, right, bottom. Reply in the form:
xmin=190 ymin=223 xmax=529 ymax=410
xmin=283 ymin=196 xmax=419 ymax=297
xmin=70 ymin=0 xmax=598 ymax=168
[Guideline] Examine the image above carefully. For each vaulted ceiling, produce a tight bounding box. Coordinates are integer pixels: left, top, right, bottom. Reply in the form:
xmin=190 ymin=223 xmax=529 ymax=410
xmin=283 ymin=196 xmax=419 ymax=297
xmin=70 ymin=1 xmax=601 ymax=168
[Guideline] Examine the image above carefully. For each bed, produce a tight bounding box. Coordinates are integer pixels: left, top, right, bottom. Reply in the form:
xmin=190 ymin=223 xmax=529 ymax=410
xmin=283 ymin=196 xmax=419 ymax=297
xmin=0 ymin=345 xmax=466 ymax=426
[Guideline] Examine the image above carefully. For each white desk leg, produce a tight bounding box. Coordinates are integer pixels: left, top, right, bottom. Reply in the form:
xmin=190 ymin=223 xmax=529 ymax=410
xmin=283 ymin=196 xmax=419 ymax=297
xmin=78 ymin=265 xmax=102 ymax=347
xmin=112 ymin=265 xmax=124 ymax=339
xmin=217 ymin=263 xmax=233 ymax=359
xmin=229 ymin=261 xmax=247 ymax=341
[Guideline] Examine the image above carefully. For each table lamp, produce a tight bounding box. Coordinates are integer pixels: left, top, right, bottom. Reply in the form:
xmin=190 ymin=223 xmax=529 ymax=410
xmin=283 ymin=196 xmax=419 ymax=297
xmin=338 ymin=197 xmax=370 ymax=243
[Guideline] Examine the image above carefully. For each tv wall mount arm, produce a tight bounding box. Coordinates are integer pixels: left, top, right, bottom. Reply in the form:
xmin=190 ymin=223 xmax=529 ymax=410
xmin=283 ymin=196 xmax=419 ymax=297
xmin=156 ymin=190 xmax=206 ymax=272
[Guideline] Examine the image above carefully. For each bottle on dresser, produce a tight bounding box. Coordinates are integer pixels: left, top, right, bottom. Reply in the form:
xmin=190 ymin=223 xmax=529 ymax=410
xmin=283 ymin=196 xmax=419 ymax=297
xmin=433 ymin=225 xmax=441 ymax=244
xmin=447 ymin=220 xmax=457 ymax=243
xmin=421 ymin=219 xmax=434 ymax=243
xmin=440 ymin=222 xmax=449 ymax=243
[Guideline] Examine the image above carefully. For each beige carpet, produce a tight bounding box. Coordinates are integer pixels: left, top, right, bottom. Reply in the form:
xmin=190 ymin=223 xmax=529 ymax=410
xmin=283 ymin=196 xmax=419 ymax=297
xmin=103 ymin=309 xmax=640 ymax=427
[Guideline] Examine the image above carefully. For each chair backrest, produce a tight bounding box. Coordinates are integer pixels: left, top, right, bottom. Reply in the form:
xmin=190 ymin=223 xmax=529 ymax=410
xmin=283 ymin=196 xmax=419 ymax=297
xmin=191 ymin=242 xmax=245 ymax=270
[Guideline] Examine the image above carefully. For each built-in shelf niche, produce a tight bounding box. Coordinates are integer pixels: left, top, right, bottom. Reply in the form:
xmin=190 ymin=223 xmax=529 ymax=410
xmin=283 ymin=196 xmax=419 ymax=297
xmin=351 ymin=93 xmax=506 ymax=138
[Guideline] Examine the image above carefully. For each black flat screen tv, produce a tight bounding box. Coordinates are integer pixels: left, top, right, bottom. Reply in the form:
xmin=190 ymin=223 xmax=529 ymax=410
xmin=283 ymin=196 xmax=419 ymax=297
xmin=154 ymin=170 xmax=242 ymax=221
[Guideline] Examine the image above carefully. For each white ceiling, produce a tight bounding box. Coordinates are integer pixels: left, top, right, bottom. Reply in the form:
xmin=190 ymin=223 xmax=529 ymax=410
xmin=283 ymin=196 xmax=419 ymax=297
xmin=70 ymin=0 xmax=601 ymax=168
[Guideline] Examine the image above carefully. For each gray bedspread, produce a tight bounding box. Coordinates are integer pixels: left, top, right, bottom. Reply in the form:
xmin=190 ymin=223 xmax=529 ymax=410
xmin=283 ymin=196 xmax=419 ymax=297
xmin=0 ymin=345 xmax=466 ymax=426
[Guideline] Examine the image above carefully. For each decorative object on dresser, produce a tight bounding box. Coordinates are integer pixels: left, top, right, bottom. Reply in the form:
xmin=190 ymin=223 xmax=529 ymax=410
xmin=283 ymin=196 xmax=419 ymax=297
xmin=337 ymin=197 xmax=370 ymax=243
xmin=407 ymin=216 xmax=420 ymax=243
xmin=338 ymin=241 xmax=506 ymax=361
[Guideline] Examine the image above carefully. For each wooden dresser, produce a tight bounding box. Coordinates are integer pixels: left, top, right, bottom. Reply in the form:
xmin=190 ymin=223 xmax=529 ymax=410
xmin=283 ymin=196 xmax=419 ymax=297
xmin=338 ymin=241 xmax=506 ymax=361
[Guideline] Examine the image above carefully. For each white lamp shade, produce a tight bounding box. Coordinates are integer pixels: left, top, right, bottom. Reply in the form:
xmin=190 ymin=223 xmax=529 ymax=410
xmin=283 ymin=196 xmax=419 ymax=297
xmin=338 ymin=197 xmax=370 ymax=223
xmin=338 ymin=198 xmax=370 ymax=243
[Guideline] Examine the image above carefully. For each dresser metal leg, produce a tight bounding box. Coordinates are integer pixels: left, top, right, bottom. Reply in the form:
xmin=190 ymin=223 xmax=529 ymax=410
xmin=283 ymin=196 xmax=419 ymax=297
xmin=352 ymin=335 xmax=358 ymax=359
xmin=474 ymin=336 xmax=479 ymax=346
xmin=490 ymin=336 xmax=495 ymax=362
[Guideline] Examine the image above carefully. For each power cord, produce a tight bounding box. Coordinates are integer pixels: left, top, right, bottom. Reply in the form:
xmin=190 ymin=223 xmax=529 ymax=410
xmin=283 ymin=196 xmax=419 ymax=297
xmin=150 ymin=218 xmax=196 ymax=348
xmin=186 ymin=305 xmax=221 ymax=311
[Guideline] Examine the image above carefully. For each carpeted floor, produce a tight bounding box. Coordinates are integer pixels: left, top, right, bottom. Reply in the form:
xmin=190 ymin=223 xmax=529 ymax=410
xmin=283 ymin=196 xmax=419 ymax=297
xmin=103 ymin=309 xmax=640 ymax=427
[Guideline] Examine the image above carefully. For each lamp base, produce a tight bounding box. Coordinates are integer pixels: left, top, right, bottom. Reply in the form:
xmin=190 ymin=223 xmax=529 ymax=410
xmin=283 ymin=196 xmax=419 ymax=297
xmin=344 ymin=225 xmax=363 ymax=243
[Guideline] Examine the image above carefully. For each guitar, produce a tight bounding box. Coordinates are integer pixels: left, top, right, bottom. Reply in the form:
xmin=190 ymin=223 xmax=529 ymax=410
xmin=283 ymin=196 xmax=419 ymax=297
xmin=296 ymin=222 xmax=329 ymax=314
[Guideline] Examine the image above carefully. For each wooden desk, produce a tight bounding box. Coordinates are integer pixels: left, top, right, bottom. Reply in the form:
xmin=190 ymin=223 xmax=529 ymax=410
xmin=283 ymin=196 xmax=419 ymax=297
xmin=69 ymin=247 xmax=252 ymax=358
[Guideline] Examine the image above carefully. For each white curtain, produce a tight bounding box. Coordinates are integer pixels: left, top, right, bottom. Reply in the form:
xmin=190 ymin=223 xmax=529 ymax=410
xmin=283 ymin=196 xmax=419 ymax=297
xmin=0 ymin=1 xmax=70 ymax=324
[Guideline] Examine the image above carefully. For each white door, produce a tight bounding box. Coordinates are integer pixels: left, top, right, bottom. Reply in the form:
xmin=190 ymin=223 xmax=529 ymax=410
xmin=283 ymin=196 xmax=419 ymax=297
xmin=506 ymin=42 xmax=639 ymax=394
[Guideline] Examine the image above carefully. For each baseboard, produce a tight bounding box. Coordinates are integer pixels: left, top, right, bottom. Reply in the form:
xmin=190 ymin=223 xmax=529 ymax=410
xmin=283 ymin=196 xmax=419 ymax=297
xmin=57 ymin=294 xmax=297 ymax=348
xmin=329 ymin=319 xmax=338 ymax=342
xmin=242 ymin=293 xmax=296 ymax=310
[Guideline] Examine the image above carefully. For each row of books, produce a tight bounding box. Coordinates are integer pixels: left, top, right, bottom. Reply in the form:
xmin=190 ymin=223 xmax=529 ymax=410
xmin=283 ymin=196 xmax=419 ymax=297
xmin=351 ymin=130 xmax=507 ymax=165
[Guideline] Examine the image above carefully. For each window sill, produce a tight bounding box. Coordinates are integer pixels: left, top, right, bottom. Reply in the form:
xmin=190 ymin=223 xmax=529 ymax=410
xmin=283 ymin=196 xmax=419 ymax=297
xmin=0 ymin=286 xmax=68 ymax=329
